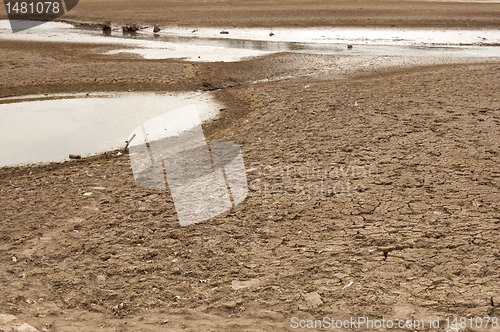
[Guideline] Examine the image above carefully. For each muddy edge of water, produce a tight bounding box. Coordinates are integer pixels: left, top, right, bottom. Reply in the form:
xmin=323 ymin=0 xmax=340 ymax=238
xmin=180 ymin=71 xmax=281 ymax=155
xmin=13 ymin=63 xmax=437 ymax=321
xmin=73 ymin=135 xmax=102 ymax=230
xmin=5 ymin=0 xmax=500 ymax=28
xmin=4 ymin=20 xmax=500 ymax=61
xmin=1 ymin=21 xmax=500 ymax=170
xmin=0 ymin=92 xmax=220 ymax=167
xmin=2 ymin=36 xmax=500 ymax=95
xmin=1 ymin=55 xmax=500 ymax=175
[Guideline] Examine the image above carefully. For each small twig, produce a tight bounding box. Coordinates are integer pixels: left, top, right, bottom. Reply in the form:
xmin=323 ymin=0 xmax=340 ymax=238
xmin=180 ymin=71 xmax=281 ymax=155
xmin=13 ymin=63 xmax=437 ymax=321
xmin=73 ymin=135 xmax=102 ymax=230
xmin=123 ymin=134 xmax=136 ymax=152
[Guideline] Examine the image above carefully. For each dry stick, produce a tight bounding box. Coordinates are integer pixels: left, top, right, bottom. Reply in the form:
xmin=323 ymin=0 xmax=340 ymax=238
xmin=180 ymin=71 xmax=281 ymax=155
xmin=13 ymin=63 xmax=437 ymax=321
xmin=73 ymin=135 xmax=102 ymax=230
xmin=123 ymin=134 xmax=136 ymax=153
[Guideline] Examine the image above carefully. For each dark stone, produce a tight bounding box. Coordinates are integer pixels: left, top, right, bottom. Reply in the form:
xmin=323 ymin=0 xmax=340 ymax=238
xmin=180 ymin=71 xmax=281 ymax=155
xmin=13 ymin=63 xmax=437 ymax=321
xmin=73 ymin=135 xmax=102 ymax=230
xmin=122 ymin=24 xmax=140 ymax=33
xmin=102 ymin=21 xmax=112 ymax=34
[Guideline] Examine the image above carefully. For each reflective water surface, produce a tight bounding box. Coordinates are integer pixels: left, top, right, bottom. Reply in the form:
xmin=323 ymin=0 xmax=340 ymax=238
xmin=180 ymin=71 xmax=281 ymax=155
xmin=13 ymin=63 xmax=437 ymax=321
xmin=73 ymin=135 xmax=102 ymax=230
xmin=0 ymin=92 xmax=219 ymax=166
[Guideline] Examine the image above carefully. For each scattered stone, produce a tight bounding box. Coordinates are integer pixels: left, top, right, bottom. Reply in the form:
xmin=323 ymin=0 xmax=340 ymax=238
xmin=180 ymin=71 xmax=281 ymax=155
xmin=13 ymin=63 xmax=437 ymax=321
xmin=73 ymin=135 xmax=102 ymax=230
xmin=102 ymin=21 xmax=112 ymax=34
xmin=246 ymin=168 xmax=259 ymax=175
xmin=445 ymin=326 xmax=463 ymax=332
xmin=11 ymin=257 xmax=17 ymax=262
xmin=392 ymin=304 xmax=414 ymax=320
xmin=220 ymin=30 xmax=229 ymax=34
xmin=419 ymin=300 xmax=439 ymax=307
xmin=347 ymin=44 xmax=353 ymax=49
xmin=492 ymin=296 xmax=500 ymax=307
xmin=123 ymin=24 xmax=140 ymax=33
xmin=224 ymin=300 xmax=238 ymax=309
xmin=255 ymin=310 xmax=283 ymax=320
xmin=91 ymin=187 xmax=107 ymax=193
xmin=83 ymin=192 xmax=92 ymax=197
xmin=192 ymin=29 xmax=198 ymax=33
xmin=0 ymin=315 xmax=38 ymax=332
xmin=82 ymin=206 xmax=100 ymax=212
xmin=304 ymin=292 xmax=323 ymax=307
xmin=69 ymin=154 xmax=81 ymax=159
xmin=231 ymin=278 xmax=261 ymax=290
xmin=96 ymin=275 xmax=106 ymax=282
xmin=463 ymin=263 xmax=482 ymax=276
xmin=0 ymin=314 xmax=18 ymax=325
xmin=20 ymin=249 xmax=35 ymax=259
xmin=17 ymin=323 xmax=38 ymax=332
xmin=16 ymin=198 xmax=25 ymax=203
xmin=269 ymin=32 xmax=274 ymax=36
xmin=153 ymin=25 xmax=161 ymax=33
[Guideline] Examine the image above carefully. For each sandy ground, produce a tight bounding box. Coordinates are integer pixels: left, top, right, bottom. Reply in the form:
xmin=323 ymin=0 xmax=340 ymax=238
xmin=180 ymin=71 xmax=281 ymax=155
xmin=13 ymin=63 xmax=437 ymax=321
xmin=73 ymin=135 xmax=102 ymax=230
xmin=2 ymin=0 xmax=500 ymax=28
xmin=2 ymin=1 xmax=500 ymax=331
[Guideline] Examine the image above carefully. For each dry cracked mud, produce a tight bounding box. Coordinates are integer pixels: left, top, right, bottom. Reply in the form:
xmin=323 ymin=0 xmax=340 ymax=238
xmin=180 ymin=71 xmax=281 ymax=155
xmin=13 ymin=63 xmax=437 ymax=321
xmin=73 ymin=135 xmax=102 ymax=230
xmin=1 ymin=1 xmax=500 ymax=331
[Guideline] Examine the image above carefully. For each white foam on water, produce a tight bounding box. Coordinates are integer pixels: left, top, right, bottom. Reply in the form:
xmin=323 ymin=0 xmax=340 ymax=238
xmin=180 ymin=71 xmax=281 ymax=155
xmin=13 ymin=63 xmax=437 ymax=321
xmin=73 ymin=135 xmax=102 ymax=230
xmin=159 ymin=26 xmax=500 ymax=46
xmin=0 ymin=92 xmax=221 ymax=167
xmin=105 ymin=44 xmax=268 ymax=62
xmin=0 ymin=19 xmax=73 ymax=31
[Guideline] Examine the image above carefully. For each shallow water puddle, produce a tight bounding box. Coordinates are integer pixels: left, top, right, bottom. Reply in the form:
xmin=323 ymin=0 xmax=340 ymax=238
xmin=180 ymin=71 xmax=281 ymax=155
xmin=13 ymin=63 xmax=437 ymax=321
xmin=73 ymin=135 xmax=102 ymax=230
xmin=0 ymin=92 xmax=220 ymax=167
xmin=0 ymin=20 xmax=271 ymax=62
xmin=1 ymin=20 xmax=500 ymax=60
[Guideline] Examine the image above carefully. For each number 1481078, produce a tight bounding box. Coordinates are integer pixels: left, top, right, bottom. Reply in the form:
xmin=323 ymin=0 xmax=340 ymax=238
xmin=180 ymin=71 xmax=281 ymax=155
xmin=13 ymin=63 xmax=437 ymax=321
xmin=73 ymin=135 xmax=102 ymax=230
xmin=446 ymin=317 xmax=499 ymax=329
xmin=5 ymin=2 xmax=60 ymax=14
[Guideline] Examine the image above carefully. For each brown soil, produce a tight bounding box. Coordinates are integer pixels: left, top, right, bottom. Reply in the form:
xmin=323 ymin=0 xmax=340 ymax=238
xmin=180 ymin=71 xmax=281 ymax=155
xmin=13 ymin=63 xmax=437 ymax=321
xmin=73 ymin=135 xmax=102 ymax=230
xmin=3 ymin=0 xmax=500 ymax=28
xmin=2 ymin=1 xmax=500 ymax=331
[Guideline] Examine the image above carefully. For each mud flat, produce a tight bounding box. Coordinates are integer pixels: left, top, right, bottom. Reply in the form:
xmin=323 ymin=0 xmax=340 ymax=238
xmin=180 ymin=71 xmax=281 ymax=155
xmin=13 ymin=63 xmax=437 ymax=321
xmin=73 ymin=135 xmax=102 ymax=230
xmin=2 ymin=20 xmax=500 ymax=61
xmin=2 ymin=60 xmax=500 ymax=331
xmin=1 ymin=1 xmax=500 ymax=331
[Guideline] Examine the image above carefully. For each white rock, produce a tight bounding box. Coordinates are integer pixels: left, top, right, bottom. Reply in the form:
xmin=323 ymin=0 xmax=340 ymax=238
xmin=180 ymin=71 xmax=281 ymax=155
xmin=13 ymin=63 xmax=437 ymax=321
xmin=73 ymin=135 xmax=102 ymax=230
xmin=17 ymin=323 xmax=38 ymax=332
xmin=91 ymin=187 xmax=107 ymax=193
xmin=246 ymin=168 xmax=259 ymax=174
xmin=392 ymin=304 xmax=415 ymax=320
xmin=231 ymin=279 xmax=261 ymax=290
xmin=0 ymin=314 xmax=18 ymax=325
xmin=304 ymin=292 xmax=323 ymax=307
xmin=82 ymin=206 xmax=99 ymax=212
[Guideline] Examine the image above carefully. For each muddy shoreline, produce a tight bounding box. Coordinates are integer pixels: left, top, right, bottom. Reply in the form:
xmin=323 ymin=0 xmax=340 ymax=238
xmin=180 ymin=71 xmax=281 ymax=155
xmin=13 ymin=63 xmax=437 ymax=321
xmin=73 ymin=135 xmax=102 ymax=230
xmin=2 ymin=0 xmax=500 ymax=28
xmin=1 ymin=1 xmax=500 ymax=331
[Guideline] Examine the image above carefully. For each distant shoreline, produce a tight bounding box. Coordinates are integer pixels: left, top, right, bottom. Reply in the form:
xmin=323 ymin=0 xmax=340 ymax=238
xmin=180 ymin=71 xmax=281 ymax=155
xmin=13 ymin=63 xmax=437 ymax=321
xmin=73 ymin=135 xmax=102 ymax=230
xmin=2 ymin=0 xmax=500 ymax=28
